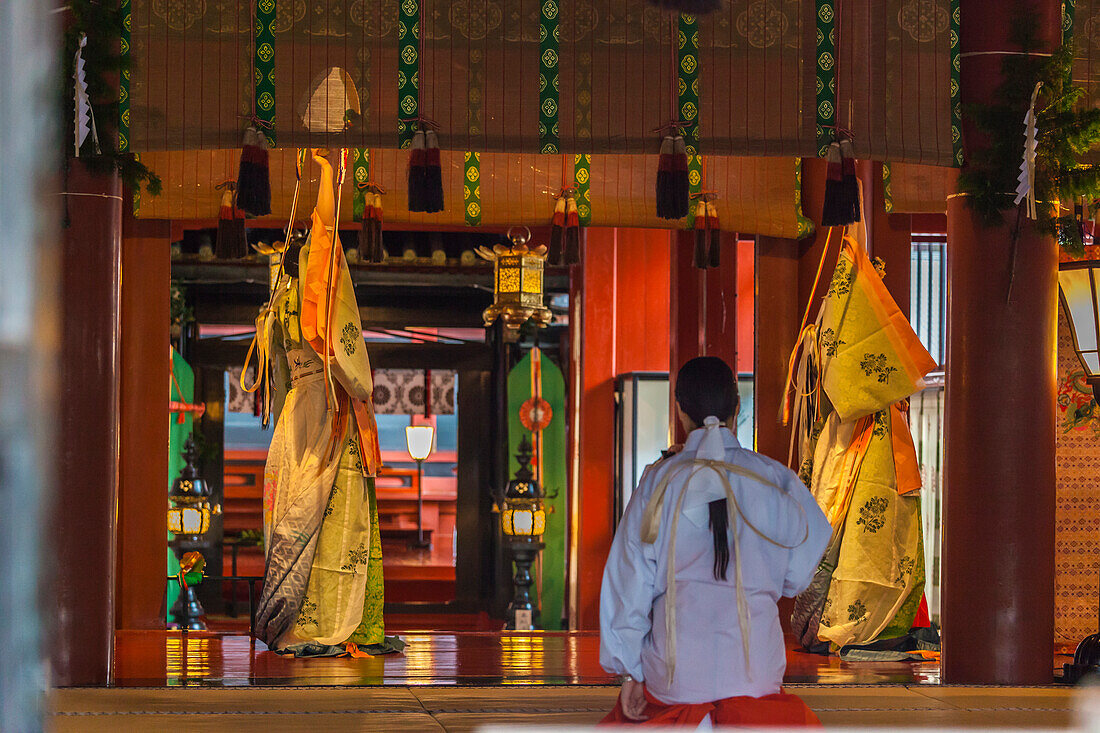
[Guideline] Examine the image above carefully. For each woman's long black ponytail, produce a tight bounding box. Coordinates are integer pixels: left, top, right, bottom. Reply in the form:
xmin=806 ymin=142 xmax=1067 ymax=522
xmin=708 ymin=498 xmax=730 ymax=581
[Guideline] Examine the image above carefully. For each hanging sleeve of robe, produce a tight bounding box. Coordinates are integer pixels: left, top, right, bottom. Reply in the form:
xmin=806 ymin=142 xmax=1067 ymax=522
xmin=789 ymin=232 xmax=936 ymax=650
xmin=300 ymin=209 xmax=382 ymax=475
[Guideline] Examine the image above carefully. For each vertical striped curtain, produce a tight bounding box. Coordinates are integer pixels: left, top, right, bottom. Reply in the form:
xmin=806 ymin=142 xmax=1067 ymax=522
xmin=126 ymin=0 xmax=956 ymax=163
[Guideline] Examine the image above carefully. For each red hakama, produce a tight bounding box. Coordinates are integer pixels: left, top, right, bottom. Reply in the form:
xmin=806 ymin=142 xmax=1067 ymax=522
xmin=601 ymin=686 xmax=821 ymax=727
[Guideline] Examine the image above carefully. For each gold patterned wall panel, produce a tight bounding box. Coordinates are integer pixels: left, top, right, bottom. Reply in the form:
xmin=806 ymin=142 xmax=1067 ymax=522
xmin=1055 ymin=307 xmax=1100 ymax=651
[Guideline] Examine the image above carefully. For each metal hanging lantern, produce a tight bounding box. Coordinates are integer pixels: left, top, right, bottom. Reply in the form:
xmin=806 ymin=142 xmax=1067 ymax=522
xmin=479 ymin=227 xmax=553 ymax=331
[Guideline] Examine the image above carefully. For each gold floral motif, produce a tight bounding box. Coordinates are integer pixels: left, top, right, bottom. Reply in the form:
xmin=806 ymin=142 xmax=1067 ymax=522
xmin=151 ymin=0 xmax=206 ymax=31
xmin=350 ymin=0 xmax=400 ymax=37
xmin=898 ymin=0 xmax=949 ymax=43
xmin=737 ymin=1 xmax=789 ymax=49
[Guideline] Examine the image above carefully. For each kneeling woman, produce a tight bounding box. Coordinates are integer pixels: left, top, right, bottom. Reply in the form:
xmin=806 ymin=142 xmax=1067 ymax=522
xmin=600 ymin=357 xmax=830 ymax=726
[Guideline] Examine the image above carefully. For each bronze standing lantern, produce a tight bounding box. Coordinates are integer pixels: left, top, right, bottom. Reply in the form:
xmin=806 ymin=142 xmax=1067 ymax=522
xmin=498 ymin=436 xmax=546 ymax=630
xmin=167 ymin=438 xmax=220 ymax=630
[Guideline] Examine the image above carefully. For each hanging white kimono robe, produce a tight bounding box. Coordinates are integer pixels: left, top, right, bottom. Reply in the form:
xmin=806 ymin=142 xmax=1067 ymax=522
xmin=600 ymin=418 xmax=830 ymax=705
xmin=254 ymin=220 xmax=387 ymax=656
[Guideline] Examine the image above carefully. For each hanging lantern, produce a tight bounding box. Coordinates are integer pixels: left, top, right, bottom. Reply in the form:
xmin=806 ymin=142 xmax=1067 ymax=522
xmin=500 ymin=435 xmax=546 ymax=538
xmin=478 ymin=227 xmax=553 ymax=331
xmin=167 ymin=438 xmax=219 ymax=539
xmin=1059 ymin=250 xmax=1100 ymax=402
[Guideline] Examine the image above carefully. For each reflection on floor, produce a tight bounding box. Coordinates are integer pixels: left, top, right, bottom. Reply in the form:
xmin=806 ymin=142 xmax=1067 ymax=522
xmin=112 ymin=630 xmax=940 ymax=688
xmin=50 ymin=683 xmax=1081 ymax=732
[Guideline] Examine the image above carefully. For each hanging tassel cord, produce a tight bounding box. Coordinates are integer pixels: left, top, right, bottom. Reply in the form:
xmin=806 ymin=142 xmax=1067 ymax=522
xmin=237 ymin=4 xmax=277 ymax=134
xmin=780 ymin=227 xmax=838 ymax=427
xmin=690 ymin=157 xmax=720 ymax=269
xmin=549 ymin=189 xmax=568 ymax=264
xmin=358 ymin=149 xmax=387 ymax=263
xmin=656 ymin=13 xmax=691 ymax=220
xmin=402 ymin=0 xmax=444 ymax=214
xmin=238 ymin=150 xmax=305 ymax=427
xmin=234 ymin=0 xmax=274 ymax=215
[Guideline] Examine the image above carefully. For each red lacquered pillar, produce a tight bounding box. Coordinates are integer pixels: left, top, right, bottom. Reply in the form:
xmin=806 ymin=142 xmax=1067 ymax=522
xmin=54 ymin=163 xmax=122 ymax=686
xmin=571 ymin=228 xmax=671 ymax=630
xmin=117 ymin=218 xmax=171 ymax=630
xmin=754 ymin=235 xmax=799 ymax=464
xmin=941 ymin=0 xmax=1060 ymax=684
xmin=669 ymin=230 xmax=738 ymax=443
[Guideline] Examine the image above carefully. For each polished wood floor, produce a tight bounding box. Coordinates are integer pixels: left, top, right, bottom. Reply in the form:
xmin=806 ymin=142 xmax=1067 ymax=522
xmin=50 ymin=684 xmax=1080 ymax=732
xmin=111 ymin=629 xmax=941 ymax=687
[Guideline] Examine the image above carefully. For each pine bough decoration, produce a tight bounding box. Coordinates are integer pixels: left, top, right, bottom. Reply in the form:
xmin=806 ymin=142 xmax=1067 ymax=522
xmin=957 ymin=14 xmax=1100 ymax=256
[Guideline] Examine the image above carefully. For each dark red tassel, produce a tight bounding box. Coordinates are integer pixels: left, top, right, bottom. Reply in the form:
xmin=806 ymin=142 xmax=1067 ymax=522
xmin=821 ymin=140 xmax=861 ymax=227
xmin=692 ymin=197 xmax=708 ymax=269
xmin=657 ymin=134 xmax=690 ymax=220
xmin=359 ymin=187 xmax=386 ymax=263
xmin=656 ymin=135 xmax=675 ymax=219
xmin=407 ymin=130 xmax=427 ymax=212
xmin=236 ymin=126 xmax=271 ymax=217
xmin=215 ymin=185 xmax=247 ymax=259
xmin=565 ymin=192 xmax=581 ymax=265
xmin=672 ymin=135 xmax=689 ymax=219
xmin=423 ymin=130 xmax=444 ymax=213
xmin=371 ymin=190 xmax=385 ymax=261
xmin=549 ymin=193 xmax=567 ymax=264
xmin=840 ymin=140 xmax=860 ymax=222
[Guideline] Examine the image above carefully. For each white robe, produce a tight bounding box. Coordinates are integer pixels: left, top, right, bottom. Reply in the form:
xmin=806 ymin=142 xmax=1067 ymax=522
xmin=600 ymin=420 xmax=831 ymax=704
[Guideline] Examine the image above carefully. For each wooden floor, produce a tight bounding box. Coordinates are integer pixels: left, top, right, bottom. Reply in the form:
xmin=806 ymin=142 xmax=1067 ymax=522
xmin=111 ymin=630 xmax=942 ymax=687
xmin=44 ymin=631 xmax=1084 ymax=731
xmin=49 ymin=684 xmax=1081 ymax=731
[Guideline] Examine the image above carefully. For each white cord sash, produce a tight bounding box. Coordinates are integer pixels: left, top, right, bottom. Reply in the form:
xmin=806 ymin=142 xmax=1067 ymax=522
xmin=640 ymin=417 xmax=810 ymax=684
